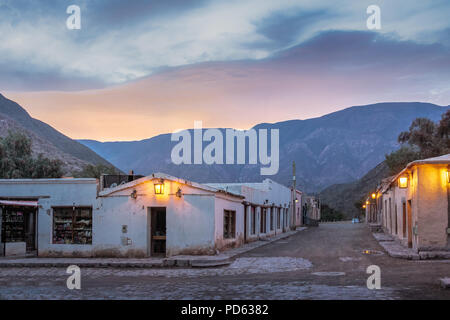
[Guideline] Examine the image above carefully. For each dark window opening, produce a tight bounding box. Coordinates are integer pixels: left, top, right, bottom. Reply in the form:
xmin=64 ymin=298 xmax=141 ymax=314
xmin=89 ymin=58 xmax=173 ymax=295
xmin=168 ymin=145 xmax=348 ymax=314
xmin=277 ymin=208 xmax=281 ymax=229
xmin=224 ymin=210 xmax=236 ymax=239
xmin=270 ymin=209 xmax=274 ymax=231
xmin=260 ymin=208 xmax=267 ymax=233
xmin=251 ymin=206 xmax=256 ymax=235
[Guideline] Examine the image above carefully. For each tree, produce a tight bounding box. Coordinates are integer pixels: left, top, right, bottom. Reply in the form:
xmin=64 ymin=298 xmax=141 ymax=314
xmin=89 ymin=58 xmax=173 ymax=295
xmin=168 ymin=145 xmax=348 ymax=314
xmin=437 ymin=109 xmax=450 ymax=147
xmin=32 ymin=154 xmax=64 ymax=179
xmin=385 ymin=146 xmax=420 ymax=176
xmin=397 ymin=117 xmax=440 ymax=158
xmin=385 ymin=110 xmax=450 ymax=175
xmin=320 ymin=204 xmax=345 ymax=222
xmin=73 ymin=164 xmax=119 ymax=179
xmin=0 ymin=131 xmax=64 ymax=179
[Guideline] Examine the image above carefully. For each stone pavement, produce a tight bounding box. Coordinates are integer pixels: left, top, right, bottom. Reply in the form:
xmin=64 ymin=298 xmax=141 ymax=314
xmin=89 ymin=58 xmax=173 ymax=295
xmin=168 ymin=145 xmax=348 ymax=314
xmin=372 ymin=232 xmax=450 ymax=260
xmin=441 ymin=278 xmax=450 ymax=289
xmin=0 ymin=228 xmax=306 ymax=268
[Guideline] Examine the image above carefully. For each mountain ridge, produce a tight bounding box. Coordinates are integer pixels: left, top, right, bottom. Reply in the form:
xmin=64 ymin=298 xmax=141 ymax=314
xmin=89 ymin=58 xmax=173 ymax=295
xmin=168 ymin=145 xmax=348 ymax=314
xmin=0 ymin=93 xmax=116 ymax=173
xmin=79 ymin=102 xmax=449 ymax=193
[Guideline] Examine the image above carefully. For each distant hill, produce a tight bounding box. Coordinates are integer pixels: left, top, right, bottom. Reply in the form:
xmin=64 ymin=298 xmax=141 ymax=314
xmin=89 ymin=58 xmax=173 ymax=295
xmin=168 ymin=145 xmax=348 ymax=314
xmin=319 ymin=161 xmax=390 ymax=219
xmin=0 ymin=93 xmax=115 ymax=174
xmin=80 ymin=102 xmax=449 ymax=193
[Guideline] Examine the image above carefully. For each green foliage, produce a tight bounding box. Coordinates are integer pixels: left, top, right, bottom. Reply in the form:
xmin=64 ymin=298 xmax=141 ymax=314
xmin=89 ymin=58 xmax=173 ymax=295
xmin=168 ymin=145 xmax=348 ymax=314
xmin=0 ymin=131 xmax=63 ymax=179
xmin=73 ymin=164 xmax=119 ymax=179
xmin=32 ymin=154 xmax=64 ymax=179
xmin=320 ymin=204 xmax=345 ymax=222
xmin=385 ymin=109 xmax=450 ymax=175
xmin=385 ymin=146 xmax=420 ymax=176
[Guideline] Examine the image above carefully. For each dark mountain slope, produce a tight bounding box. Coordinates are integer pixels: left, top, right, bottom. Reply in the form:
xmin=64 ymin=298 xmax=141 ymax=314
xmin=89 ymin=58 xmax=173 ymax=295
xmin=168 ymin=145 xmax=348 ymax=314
xmin=319 ymin=161 xmax=390 ymax=218
xmin=0 ymin=93 xmax=113 ymax=167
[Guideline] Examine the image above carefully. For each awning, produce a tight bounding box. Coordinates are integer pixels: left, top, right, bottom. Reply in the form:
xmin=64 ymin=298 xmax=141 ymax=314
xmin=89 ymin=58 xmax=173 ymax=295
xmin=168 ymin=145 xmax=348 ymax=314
xmin=0 ymin=200 xmax=38 ymax=207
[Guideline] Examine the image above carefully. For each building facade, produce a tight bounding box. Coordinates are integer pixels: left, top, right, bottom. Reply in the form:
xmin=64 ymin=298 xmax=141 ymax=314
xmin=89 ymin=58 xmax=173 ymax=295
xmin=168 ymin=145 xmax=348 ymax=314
xmin=368 ymin=154 xmax=450 ymax=252
xmin=0 ymin=173 xmax=302 ymax=258
xmin=207 ymin=179 xmax=299 ymax=243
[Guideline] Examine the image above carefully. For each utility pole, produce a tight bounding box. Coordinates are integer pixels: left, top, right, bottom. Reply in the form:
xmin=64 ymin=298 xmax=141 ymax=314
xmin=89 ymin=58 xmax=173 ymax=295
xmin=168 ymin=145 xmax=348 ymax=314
xmin=292 ymin=161 xmax=296 ymax=230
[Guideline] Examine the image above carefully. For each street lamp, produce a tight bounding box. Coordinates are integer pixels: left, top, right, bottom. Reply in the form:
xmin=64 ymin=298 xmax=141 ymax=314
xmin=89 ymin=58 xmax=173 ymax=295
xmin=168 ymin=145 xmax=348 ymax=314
xmin=154 ymin=180 xmax=165 ymax=195
xmin=399 ymin=176 xmax=408 ymax=188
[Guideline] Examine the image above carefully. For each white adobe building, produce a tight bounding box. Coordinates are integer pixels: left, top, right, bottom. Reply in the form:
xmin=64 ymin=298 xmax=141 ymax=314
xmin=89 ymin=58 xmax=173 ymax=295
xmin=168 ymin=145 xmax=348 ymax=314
xmin=366 ymin=154 xmax=450 ymax=252
xmin=0 ymin=173 xmax=299 ymax=258
xmin=207 ymin=179 xmax=300 ymax=242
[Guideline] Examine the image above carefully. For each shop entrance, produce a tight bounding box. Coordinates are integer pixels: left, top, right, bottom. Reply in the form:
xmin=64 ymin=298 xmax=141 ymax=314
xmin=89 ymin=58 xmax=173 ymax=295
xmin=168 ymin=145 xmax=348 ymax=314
xmin=1 ymin=200 xmax=38 ymax=255
xmin=148 ymin=207 xmax=166 ymax=257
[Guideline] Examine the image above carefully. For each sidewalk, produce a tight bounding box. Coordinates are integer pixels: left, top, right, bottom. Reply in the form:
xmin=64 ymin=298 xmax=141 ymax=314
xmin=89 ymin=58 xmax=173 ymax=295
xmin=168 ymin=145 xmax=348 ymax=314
xmin=0 ymin=228 xmax=306 ymax=268
xmin=372 ymin=232 xmax=450 ymax=260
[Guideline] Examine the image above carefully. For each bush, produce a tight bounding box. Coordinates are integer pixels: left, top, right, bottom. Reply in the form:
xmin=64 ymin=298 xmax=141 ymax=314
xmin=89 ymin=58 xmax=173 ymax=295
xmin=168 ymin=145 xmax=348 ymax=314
xmin=73 ymin=164 xmax=119 ymax=179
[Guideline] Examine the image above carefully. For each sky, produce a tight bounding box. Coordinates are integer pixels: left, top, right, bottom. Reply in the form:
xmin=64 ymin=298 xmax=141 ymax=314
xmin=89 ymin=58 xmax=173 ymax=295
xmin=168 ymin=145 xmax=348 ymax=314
xmin=1 ymin=0 xmax=450 ymax=141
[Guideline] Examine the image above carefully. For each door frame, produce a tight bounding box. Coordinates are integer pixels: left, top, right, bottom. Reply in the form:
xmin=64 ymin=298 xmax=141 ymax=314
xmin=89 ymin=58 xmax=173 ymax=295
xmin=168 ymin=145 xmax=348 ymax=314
xmin=407 ymin=200 xmax=413 ymax=248
xmin=402 ymin=202 xmax=407 ymax=238
xmin=244 ymin=205 xmax=248 ymax=243
xmin=147 ymin=207 xmax=167 ymax=257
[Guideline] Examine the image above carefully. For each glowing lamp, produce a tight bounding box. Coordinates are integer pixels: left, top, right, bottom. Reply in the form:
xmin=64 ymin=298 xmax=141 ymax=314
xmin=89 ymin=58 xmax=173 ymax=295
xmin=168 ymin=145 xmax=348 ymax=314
xmin=447 ymin=170 xmax=450 ymax=184
xmin=362 ymin=205 xmax=366 ymax=209
xmin=398 ymin=176 xmax=408 ymax=189
xmin=366 ymin=200 xmax=370 ymax=205
xmin=371 ymin=193 xmax=376 ymax=199
xmin=154 ymin=182 xmax=165 ymax=195
xmin=295 ymin=198 xmax=299 ymax=203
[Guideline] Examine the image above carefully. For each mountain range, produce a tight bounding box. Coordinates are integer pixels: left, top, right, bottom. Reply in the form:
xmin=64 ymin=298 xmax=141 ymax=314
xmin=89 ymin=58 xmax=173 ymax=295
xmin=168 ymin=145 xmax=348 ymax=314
xmin=0 ymin=93 xmax=113 ymax=174
xmin=79 ymin=102 xmax=449 ymax=193
xmin=1 ymin=94 xmax=448 ymax=216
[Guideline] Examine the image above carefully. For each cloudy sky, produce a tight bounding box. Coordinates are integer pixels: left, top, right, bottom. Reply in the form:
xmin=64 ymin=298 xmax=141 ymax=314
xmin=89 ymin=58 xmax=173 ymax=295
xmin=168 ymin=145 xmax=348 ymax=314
xmin=1 ymin=0 xmax=450 ymax=141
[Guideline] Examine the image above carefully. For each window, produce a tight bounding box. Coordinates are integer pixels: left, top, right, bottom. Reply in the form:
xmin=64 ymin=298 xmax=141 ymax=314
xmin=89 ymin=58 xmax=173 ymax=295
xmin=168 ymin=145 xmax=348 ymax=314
xmin=223 ymin=210 xmax=236 ymax=239
xmin=270 ymin=209 xmax=274 ymax=231
xmin=251 ymin=206 xmax=256 ymax=235
xmin=1 ymin=208 xmax=25 ymax=243
xmin=260 ymin=208 xmax=267 ymax=233
xmin=277 ymin=208 xmax=281 ymax=229
xmin=53 ymin=207 xmax=92 ymax=244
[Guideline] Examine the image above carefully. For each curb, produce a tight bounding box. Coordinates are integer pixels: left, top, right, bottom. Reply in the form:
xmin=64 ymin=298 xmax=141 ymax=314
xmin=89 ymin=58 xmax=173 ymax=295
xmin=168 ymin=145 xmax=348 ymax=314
xmin=0 ymin=228 xmax=307 ymax=269
xmin=372 ymin=232 xmax=450 ymax=260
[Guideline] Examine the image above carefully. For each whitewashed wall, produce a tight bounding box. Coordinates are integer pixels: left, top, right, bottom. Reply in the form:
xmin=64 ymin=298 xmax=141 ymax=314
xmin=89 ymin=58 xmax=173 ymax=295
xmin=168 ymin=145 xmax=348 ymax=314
xmin=0 ymin=179 xmax=98 ymax=257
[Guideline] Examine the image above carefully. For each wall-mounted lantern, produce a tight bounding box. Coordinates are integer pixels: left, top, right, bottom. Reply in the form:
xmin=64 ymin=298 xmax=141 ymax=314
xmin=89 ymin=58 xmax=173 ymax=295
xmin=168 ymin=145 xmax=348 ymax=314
xmin=362 ymin=204 xmax=366 ymax=209
xmin=398 ymin=176 xmax=408 ymax=189
xmin=371 ymin=193 xmax=376 ymax=199
xmin=176 ymin=187 xmax=182 ymax=198
xmin=154 ymin=179 xmax=165 ymax=195
xmin=295 ymin=198 xmax=299 ymax=203
xmin=130 ymin=189 xmax=137 ymax=199
xmin=366 ymin=200 xmax=370 ymax=205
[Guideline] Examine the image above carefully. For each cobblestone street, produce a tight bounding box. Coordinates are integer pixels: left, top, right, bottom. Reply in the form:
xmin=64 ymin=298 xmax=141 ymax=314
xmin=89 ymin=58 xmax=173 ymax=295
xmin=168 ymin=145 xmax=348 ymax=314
xmin=1 ymin=222 xmax=449 ymax=300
